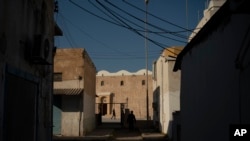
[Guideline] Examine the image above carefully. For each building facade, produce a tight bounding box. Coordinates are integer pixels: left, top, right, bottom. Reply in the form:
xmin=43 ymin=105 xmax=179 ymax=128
xmin=96 ymin=69 xmax=153 ymax=120
xmin=53 ymin=48 xmax=96 ymax=136
xmin=174 ymin=0 xmax=250 ymax=141
xmin=0 ymin=0 xmax=61 ymax=141
xmin=152 ymin=47 xmax=182 ymax=138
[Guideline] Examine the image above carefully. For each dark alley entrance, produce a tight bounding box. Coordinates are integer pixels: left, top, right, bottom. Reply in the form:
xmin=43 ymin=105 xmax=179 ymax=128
xmin=96 ymin=103 xmax=128 ymax=125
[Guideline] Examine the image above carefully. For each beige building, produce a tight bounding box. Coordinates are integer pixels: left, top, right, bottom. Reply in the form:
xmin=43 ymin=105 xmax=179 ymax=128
xmin=96 ymin=69 xmax=153 ymax=120
xmin=152 ymin=47 xmax=183 ymax=138
xmin=53 ymin=48 xmax=96 ymax=136
xmin=0 ymin=0 xmax=61 ymax=141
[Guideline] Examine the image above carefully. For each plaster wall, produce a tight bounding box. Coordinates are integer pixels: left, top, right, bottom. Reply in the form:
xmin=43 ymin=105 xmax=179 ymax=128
xmin=181 ymin=14 xmax=250 ymax=141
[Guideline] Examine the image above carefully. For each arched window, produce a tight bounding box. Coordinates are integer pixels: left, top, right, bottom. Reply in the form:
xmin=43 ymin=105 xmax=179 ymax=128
xmin=120 ymin=81 xmax=124 ymax=86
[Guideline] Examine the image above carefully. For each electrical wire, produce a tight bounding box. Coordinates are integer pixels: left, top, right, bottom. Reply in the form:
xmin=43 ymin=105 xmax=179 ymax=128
xmin=69 ymin=0 xmax=184 ymax=47
xmin=58 ymin=12 xmax=162 ymax=60
xmin=96 ymin=0 xmax=167 ymax=48
xmin=96 ymin=0 xmax=179 ymax=56
xmin=68 ymin=0 xmax=179 ymax=56
xmin=59 ymin=15 xmax=77 ymax=47
xmin=122 ymin=0 xmax=196 ymax=34
xmin=105 ymin=0 xmax=188 ymax=40
xmin=95 ymin=0 xmax=187 ymax=43
xmin=58 ymin=13 xmax=137 ymax=57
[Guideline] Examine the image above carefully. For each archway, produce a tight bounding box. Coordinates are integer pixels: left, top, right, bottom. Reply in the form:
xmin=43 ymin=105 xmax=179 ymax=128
xmin=101 ymin=97 xmax=107 ymax=115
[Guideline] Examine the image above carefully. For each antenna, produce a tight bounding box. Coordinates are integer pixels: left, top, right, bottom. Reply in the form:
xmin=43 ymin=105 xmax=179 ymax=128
xmin=185 ymin=0 xmax=189 ymax=41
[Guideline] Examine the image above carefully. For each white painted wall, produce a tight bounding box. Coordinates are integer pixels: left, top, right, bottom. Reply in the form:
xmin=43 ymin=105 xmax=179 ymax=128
xmin=61 ymin=96 xmax=81 ymax=136
xmin=180 ymin=13 xmax=250 ymax=141
xmin=189 ymin=0 xmax=226 ymax=41
xmin=54 ymin=80 xmax=84 ymax=89
xmin=153 ymin=55 xmax=181 ymax=138
xmin=83 ymin=91 xmax=96 ymax=133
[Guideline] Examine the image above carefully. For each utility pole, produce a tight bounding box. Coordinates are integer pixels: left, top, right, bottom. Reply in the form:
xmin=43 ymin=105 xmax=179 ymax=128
xmin=144 ymin=0 xmax=149 ymax=122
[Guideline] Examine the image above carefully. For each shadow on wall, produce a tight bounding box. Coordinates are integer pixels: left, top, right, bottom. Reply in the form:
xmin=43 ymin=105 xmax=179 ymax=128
xmin=152 ymin=86 xmax=160 ymax=130
xmin=54 ymin=95 xmax=83 ymax=112
xmin=170 ymin=111 xmax=181 ymax=141
xmin=110 ymin=93 xmax=115 ymax=114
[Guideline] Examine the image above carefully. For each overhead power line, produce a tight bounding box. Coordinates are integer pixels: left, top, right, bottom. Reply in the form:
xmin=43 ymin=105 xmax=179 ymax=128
xmin=95 ymin=0 xmax=179 ymax=56
xmin=122 ymin=0 xmax=196 ymax=33
xmin=96 ymin=0 xmax=167 ymax=49
xmin=102 ymin=0 xmax=187 ymax=43
xmin=58 ymin=12 xmax=137 ymax=57
xmin=69 ymin=0 xmax=179 ymax=56
xmin=58 ymin=11 xmax=162 ymax=60
xmin=105 ymin=0 xmax=187 ymax=40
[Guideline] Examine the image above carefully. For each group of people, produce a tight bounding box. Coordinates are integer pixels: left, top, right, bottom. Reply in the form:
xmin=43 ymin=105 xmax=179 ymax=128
xmin=111 ymin=109 xmax=136 ymax=130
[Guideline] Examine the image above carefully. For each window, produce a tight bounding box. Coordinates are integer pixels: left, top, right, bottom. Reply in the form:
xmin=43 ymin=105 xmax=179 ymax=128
xmin=152 ymin=61 xmax=157 ymax=80
xmin=142 ymin=80 xmax=145 ymax=85
xmin=101 ymin=81 xmax=104 ymax=86
xmin=53 ymin=72 xmax=62 ymax=81
xmin=120 ymin=81 xmax=124 ymax=86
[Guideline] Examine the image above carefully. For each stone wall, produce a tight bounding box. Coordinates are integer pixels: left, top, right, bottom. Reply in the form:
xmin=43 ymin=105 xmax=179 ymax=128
xmin=96 ymin=70 xmax=153 ymax=120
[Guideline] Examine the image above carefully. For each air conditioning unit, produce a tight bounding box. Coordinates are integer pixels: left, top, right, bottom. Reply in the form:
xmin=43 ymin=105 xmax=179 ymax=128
xmin=31 ymin=34 xmax=51 ymax=64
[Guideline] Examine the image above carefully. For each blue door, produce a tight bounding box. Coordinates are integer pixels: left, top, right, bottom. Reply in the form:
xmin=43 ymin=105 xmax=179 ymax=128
xmin=53 ymin=96 xmax=62 ymax=135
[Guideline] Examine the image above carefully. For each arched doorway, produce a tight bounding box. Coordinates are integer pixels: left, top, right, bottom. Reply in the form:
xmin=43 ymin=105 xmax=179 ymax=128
xmin=101 ymin=97 xmax=107 ymax=115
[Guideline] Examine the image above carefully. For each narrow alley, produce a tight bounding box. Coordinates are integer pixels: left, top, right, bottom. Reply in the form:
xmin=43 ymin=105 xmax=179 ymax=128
xmin=53 ymin=118 xmax=168 ymax=141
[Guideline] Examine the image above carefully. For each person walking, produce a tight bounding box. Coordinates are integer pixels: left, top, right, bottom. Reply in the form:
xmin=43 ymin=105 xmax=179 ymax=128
xmin=127 ymin=111 xmax=136 ymax=130
xmin=111 ymin=109 xmax=116 ymax=119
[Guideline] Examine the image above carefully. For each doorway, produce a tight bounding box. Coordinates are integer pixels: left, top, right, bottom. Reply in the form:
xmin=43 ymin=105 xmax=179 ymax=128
xmin=4 ymin=71 xmax=38 ymax=141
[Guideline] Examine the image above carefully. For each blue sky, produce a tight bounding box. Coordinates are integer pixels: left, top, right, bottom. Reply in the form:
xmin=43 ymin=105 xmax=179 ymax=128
xmin=55 ymin=0 xmax=208 ymax=72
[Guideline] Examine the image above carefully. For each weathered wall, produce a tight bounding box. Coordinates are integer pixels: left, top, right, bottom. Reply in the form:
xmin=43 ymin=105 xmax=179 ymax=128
xmin=152 ymin=48 xmax=181 ymax=136
xmin=53 ymin=48 xmax=96 ymax=136
xmin=54 ymin=49 xmax=85 ymax=80
xmin=96 ymin=70 xmax=153 ymax=120
xmin=61 ymin=95 xmax=81 ymax=136
xmin=83 ymin=50 xmax=96 ymax=133
xmin=0 ymin=0 xmax=55 ymax=141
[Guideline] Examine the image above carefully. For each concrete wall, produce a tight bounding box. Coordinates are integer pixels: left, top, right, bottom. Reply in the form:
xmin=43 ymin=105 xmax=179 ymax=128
xmin=180 ymin=10 xmax=250 ymax=141
xmin=61 ymin=95 xmax=82 ymax=136
xmin=83 ymin=91 xmax=96 ymax=133
xmin=0 ymin=0 xmax=55 ymax=141
xmin=96 ymin=69 xmax=153 ymax=120
xmin=53 ymin=48 xmax=96 ymax=136
xmin=83 ymin=51 xmax=96 ymax=132
xmin=152 ymin=48 xmax=181 ymax=137
xmin=54 ymin=49 xmax=85 ymax=80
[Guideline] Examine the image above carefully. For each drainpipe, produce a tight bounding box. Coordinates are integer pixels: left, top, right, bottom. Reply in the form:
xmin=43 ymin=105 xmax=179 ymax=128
xmin=79 ymin=94 xmax=83 ymax=136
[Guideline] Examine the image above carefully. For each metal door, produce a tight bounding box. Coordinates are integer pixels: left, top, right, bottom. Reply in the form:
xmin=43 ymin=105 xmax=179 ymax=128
xmin=53 ymin=95 xmax=62 ymax=135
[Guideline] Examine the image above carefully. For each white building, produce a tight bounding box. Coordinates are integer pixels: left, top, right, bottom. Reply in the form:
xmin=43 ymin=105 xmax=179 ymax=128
xmin=189 ymin=0 xmax=226 ymax=41
xmin=174 ymin=0 xmax=250 ymax=141
xmin=152 ymin=47 xmax=183 ymax=139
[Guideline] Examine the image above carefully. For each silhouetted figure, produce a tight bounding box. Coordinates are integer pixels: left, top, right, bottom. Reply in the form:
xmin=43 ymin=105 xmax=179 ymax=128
xmin=111 ymin=109 xmax=116 ymax=119
xmin=121 ymin=109 xmax=125 ymax=127
xmin=127 ymin=111 xmax=136 ymax=130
